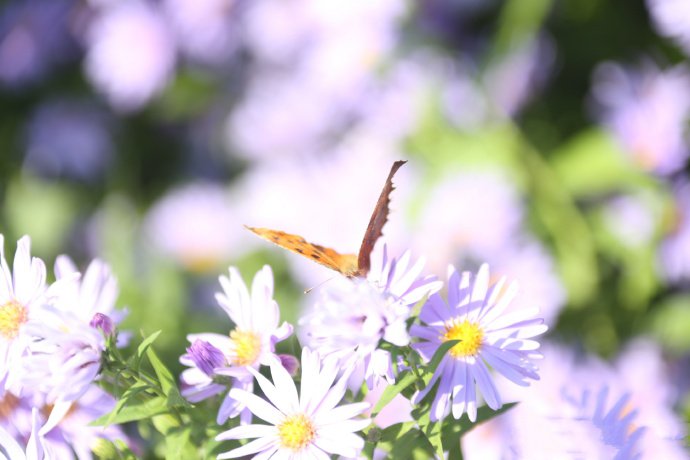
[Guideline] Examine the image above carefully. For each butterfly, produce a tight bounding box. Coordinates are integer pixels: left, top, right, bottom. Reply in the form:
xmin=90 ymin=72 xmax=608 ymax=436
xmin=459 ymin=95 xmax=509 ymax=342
xmin=246 ymin=160 xmax=406 ymax=278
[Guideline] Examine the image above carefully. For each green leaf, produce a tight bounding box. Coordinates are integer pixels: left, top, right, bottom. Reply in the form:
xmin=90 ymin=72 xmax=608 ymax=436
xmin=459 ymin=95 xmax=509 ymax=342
xmin=146 ymin=344 xmax=175 ymax=395
xmin=163 ymin=426 xmax=195 ymax=460
xmin=440 ymin=402 xmax=518 ymax=445
xmin=550 ymin=129 xmax=653 ymax=197
xmin=372 ymin=371 xmax=417 ymax=417
xmin=417 ymin=410 xmax=444 ymax=459
xmin=377 ymin=422 xmax=435 ymax=460
xmin=137 ymin=330 xmax=162 ymax=360
xmin=426 ymin=340 xmax=459 ymax=376
xmin=650 ymin=296 xmax=690 ymax=353
xmin=91 ymin=397 xmax=168 ymax=426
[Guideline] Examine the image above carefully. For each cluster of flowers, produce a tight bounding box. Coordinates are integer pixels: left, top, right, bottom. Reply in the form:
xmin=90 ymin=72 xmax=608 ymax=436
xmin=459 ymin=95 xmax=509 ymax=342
xmin=180 ymin=246 xmax=549 ymax=458
xmin=0 ymin=234 xmax=662 ymax=459
xmin=0 ymin=235 xmax=128 ymax=458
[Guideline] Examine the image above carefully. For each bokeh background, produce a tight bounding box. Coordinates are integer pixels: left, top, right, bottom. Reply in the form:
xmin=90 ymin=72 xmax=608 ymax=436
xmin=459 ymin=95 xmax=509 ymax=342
xmin=1 ymin=0 xmax=689 ymax=454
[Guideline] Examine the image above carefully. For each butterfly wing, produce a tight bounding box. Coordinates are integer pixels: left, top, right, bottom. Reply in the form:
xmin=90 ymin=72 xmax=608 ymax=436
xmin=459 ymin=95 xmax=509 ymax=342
xmin=245 ymin=226 xmax=360 ymax=277
xmin=356 ymin=160 xmax=407 ymax=276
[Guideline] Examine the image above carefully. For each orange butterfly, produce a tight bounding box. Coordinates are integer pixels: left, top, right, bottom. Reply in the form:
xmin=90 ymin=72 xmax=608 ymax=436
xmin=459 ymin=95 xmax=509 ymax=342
xmin=246 ymin=160 xmax=406 ymax=278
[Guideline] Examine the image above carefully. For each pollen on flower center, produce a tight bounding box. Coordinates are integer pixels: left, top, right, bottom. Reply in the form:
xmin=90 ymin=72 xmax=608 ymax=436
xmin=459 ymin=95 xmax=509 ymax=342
xmin=442 ymin=318 xmax=484 ymax=358
xmin=278 ymin=413 xmax=316 ymax=451
xmin=229 ymin=329 xmax=262 ymax=366
xmin=0 ymin=299 xmax=27 ymax=340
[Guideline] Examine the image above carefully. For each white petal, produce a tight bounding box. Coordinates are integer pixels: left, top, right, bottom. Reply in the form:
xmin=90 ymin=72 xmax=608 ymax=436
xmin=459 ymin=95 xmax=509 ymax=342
xmin=216 ymin=435 xmax=277 ymax=459
xmin=313 ymin=431 xmax=363 ymax=458
xmin=228 ymin=388 xmax=284 ymax=425
xmin=216 ymin=424 xmax=276 ymax=440
xmin=314 ymin=402 xmax=370 ymax=425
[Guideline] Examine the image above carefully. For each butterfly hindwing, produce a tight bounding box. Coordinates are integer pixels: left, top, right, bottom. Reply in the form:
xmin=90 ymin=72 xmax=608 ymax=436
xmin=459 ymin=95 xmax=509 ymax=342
xmin=245 ymin=227 xmax=359 ymax=277
xmin=356 ymin=160 xmax=407 ymax=276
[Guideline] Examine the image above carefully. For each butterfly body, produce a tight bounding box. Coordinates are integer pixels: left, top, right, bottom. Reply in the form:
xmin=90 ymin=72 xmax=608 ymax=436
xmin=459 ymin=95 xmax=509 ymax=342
xmin=246 ymin=160 xmax=406 ymax=278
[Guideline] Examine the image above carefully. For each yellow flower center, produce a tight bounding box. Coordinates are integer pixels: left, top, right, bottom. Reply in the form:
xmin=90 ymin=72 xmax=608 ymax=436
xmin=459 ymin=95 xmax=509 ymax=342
xmin=442 ymin=318 xmax=484 ymax=358
xmin=229 ymin=329 xmax=262 ymax=366
xmin=278 ymin=413 xmax=316 ymax=451
xmin=0 ymin=299 xmax=27 ymax=340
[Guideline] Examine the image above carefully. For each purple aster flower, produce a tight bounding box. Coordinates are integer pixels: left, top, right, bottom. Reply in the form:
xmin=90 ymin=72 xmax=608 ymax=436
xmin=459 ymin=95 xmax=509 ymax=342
xmin=187 ymin=339 xmax=225 ymax=377
xmin=179 ymin=265 xmax=293 ymax=424
xmin=410 ymin=263 xmax=547 ymax=422
xmin=89 ymin=313 xmax=114 ymax=337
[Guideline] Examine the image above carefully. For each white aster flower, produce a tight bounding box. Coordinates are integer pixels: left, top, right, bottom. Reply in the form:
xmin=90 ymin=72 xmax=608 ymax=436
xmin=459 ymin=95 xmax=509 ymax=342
xmin=0 ymin=235 xmax=50 ymax=394
xmin=20 ymin=257 xmax=126 ymax=403
xmin=410 ymin=263 xmax=547 ymax=422
xmin=216 ymin=347 xmax=371 ymax=459
xmin=180 ymin=265 xmax=293 ymax=424
xmin=300 ymin=247 xmax=441 ymax=390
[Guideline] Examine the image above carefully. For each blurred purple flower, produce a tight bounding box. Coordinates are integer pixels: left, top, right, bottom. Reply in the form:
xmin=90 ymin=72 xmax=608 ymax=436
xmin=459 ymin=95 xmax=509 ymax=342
xmin=0 ymin=385 xmax=128 ymax=459
xmin=647 ymin=0 xmax=690 ymax=57
xmin=483 ymin=239 xmax=566 ymax=327
xmin=660 ymin=180 xmax=690 ymax=284
xmin=228 ymin=0 xmax=403 ymax=160
xmin=484 ymin=35 xmax=556 ymax=117
xmin=84 ymin=0 xmax=176 ymax=112
xmin=591 ymin=61 xmax=690 ymax=175
xmin=602 ymin=194 xmax=658 ymax=247
xmin=462 ymin=342 xmax=687 ymax=460
xmin=23 ymin=99 xmax=114 ymax=182
xmin=416 ymin=170 xmax=524 ymax=271
xmin=163 ymin=0 xmax=238 ymax=65
xmin=143 ymin=182 xmax=242 ymax=272
xmin=0 ymin=0 xmax=77 ymax=89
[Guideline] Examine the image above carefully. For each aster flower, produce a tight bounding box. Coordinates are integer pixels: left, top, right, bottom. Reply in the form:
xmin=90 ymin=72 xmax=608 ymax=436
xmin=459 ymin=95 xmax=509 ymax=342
xmin=0 ymin=235 xmax=50 ymax=394
xmin=300 ymin=247 xmax=441 ymax=390
xmin=20 ymin=257 xmax=126 ymax=403
xmin=560 ymin=386 xmax=645 ymax=459
xmin=410 ymin=263 xmax=547 ymax=422
xmin=0 ymin=408 xmax=47 ymax=460
xmin=216 ymin=347 xmax=371 ymax=459
xmin=180 ymin=265 xmax=293 ymax=424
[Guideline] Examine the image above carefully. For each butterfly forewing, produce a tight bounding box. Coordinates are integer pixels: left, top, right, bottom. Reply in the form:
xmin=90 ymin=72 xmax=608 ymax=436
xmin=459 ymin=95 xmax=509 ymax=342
xmin=245 ymin=160 xmax=406 ymax=279
xmin=245 ymin=227 xmax=359 ymax=277
xmin=356 ymin=160 xmax=407 ymax=276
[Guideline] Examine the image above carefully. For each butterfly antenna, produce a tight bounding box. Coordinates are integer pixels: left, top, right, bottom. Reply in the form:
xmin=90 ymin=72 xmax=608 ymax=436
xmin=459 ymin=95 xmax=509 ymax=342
xmin=304 ymin=277 xmax=334 ymax=294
